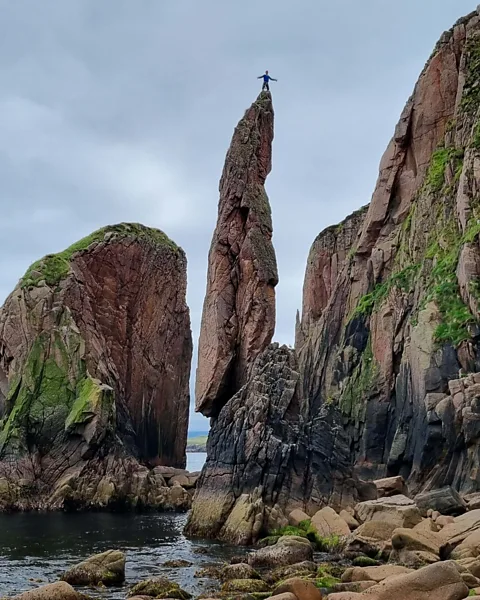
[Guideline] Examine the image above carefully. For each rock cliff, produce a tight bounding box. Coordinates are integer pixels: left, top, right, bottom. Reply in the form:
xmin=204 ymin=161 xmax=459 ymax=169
xmin=188 ymin=8 xmax=480 ymax=543
xmin=0 ymin=223 xmax=193 ymax=510
xmin=195 ymin=91 xmax=278 ymax=417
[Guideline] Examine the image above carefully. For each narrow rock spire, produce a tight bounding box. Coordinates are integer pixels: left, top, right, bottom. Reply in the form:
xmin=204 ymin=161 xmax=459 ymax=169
xmin=195 ymin=91 xmax=278 ymax=417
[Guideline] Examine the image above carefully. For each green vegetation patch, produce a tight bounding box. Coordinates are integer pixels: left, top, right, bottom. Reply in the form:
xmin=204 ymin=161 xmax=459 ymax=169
xmin=424 ymin=147 xmax=464 ymax=193
xmin=0 ymin=332 xmax=77 ymax=453
xmin=421 ymin=218 xmax=480 ymax=346
xmin=353 ymin=264 xmax=420 ymax=319
xmin=461 ymin=35 xmax=480 ymax=114
xmin=22 ymin=223 xmax=181 ymax=289
xmin=269 ymin=520 xmax=343 ymax=553
xmin=341 ymin=337 xmax=379 ymax=418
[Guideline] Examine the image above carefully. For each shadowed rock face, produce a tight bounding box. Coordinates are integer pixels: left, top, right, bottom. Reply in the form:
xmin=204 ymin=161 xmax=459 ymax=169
xmin=188 ymin=9 xmax=480 ymax=543
xmin=195 ymin=91 xmax=278 ymax=418
xmin=0 ymin=223 xmax=192 ymax=510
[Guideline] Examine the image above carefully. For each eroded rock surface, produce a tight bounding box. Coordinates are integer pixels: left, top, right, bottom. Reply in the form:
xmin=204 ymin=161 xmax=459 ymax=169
xmin=0 ymin=223 xmax=192 ymax=510
xmin=195 ymin=91 xmax=278 ymax=418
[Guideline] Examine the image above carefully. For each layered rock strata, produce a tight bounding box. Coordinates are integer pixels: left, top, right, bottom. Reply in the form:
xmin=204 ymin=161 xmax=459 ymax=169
xmin=0 ymin=223 xmax=192 ymax=510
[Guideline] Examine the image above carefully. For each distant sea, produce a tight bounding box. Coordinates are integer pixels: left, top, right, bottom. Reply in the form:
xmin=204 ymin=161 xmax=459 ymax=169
xmin=186 ymin=452 xmax=207 ymax=472
xmin=188 ymin=430 xmax=209 ymax=438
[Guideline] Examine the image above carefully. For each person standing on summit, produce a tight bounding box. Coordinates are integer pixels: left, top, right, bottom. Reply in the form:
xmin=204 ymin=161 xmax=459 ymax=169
xmin=258 ymin=70 xmax=277 ymax=92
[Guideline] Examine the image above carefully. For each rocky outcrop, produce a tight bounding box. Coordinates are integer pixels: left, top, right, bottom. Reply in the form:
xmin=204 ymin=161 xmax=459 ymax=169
xmin=189 ymin=8 xmax=480 ymax=543
xmin=0 ymin=223 xmax=193 ymax=510
xmin=195 ymin=91 xmax=278 ymax=417
xmin=295 ymin=9 xmax=480 ymax=494
xmin=296 ymin=205 xmax=368 ymax=347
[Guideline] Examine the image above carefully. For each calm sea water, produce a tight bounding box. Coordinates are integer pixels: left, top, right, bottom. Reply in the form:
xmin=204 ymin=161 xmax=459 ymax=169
xmin=186 ymin=452 xmax=206 ymax=472
xmin=0 ymin=452 xmax=229 ymax=599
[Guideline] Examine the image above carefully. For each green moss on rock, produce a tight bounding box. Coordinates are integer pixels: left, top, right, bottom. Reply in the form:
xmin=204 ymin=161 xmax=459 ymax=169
xmin=21 ymin=222 xmax=181 ymax=289
xmin=129 ymin=577 xmax=192 ymax=599
xmin=65 ymin=377 xmax=111 ymax=431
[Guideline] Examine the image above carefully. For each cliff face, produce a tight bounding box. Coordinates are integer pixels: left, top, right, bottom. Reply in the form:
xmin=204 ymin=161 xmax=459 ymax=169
xmin=195 ymin=91 xmax=278 ymax=417
xmin=188 ymin=8 xmax=480 ymax=543
xmin=0 ymin=223 xmax=192 ymax=510
xmin=297 ymin=9 xmax=480 ymax=492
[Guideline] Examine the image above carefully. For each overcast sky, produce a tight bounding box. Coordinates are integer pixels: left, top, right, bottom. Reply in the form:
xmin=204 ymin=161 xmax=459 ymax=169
xmin=0 ymin=1 xmax=476 ymax=431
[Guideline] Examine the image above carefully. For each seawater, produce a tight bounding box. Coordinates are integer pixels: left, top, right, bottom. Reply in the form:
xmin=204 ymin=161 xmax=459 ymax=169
xmin=0 ymin=452 xmax=237 ymax=599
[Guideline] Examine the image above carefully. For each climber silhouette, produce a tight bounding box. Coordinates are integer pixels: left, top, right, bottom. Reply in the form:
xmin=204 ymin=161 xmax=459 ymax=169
xmin=258 ymin=70 xmax=277 ymax=92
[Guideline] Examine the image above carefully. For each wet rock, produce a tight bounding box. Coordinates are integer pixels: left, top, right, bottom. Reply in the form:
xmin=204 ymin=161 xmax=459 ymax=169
xmin=163 ymin=559 xmax=192 ymax=568
xmin=128 ymin=577 xmax=192 ymax=599
xmin=221 ymin=579 xmax=270 ymax=593
xmin=220 ymin=563 xmax=261 ymax=581
xmin=415 ymin=487 xmax=466 ymax=517
xmin=247 ymin=536 xmax=313 ymax=569
xmin=11 ymin=583 xmax=80 ymax=600
xmin=61 ymin=549 xmax=125 ymax=586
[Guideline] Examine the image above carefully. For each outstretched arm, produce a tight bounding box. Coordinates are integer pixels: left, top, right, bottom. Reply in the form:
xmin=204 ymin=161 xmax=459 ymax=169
xmin=271 ymin=77 xmax=278 ymax=81
xmin=257 ymin=75 xmax=263 ymax=79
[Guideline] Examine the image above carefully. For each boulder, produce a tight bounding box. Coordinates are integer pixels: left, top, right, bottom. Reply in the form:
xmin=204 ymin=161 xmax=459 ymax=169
xmin=289 ymin=509 xmax=310 ymax=527
xmin=355 ymin=561 xmax=466 ymax=599
xmin=374 ymin=477 xmax=407 ymax=498
xmin=461 ymin=571 xmax=480 ymax=588
xmin=464 ymin=494 xmax=480 ymax=511
xmin=437 ymin=516 xmax=455 ymax=528
xmin=415 ymin=487 xmax=466 ymax=517
xmin=341 ymin=510 xmax=360 ymax=530
xmin=450 ymin=528 xmax=480 ymax=559
xmin=326 ymin=594 xmax=361 ymax=600
xmin=333 ymin=582 xmax=377 ymax=593
xmin=12 ymin=583 xmax=79 ymax=600
xmin=128 ymin=577 xmax=191 ymax=599
xmin=60 ymin=549 xmax=125 ymax=586
xmin=355 ymin=495 xmax=422 ymax=529
xmin=265 ymin=561 xmax=317 ymax=584
xmin=163 ymin=559 xmax=192 ymax=568
xmin=345 ymin=520 xmax=397 ymax=557
xmin=311 ymin=506 xmax=351 ymax=538
xmin=274 ymin=577 xmax=323 ymax=600
xmin=391 ymin=528 xmax=441 ymax=555
xmin=248 ymin=536 xmax=313 ymax=568
xmin=220 ymin=563 xmax=261 ymax=581
xmin=440 ymin=509 xmax=480 ymax=554
xmin=169 ymin=475 xmax=190 ymax=488
xmin=341 ymin=565 xmax=413 ymax=583
xmin=221 ymin=579 xmax=270 ymax=593
xmin=269 ymin=594 xmax=297 ymax=600
xmin=456 ymin=557 xmax=480 ymax=577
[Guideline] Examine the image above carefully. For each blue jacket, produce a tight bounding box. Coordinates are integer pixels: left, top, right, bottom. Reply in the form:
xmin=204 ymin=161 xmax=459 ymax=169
xmin=259 ymin=74 xmax=276 ymax=82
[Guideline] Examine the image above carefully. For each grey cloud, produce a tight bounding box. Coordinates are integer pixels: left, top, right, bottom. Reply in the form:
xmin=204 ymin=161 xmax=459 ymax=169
xmin=0 ymin=0 xmax=476 ymax=430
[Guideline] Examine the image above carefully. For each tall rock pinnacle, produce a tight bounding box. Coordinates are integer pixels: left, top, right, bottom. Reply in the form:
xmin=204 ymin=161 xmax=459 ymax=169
xmin=195 ymin=91 xmax=278 ymax=417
